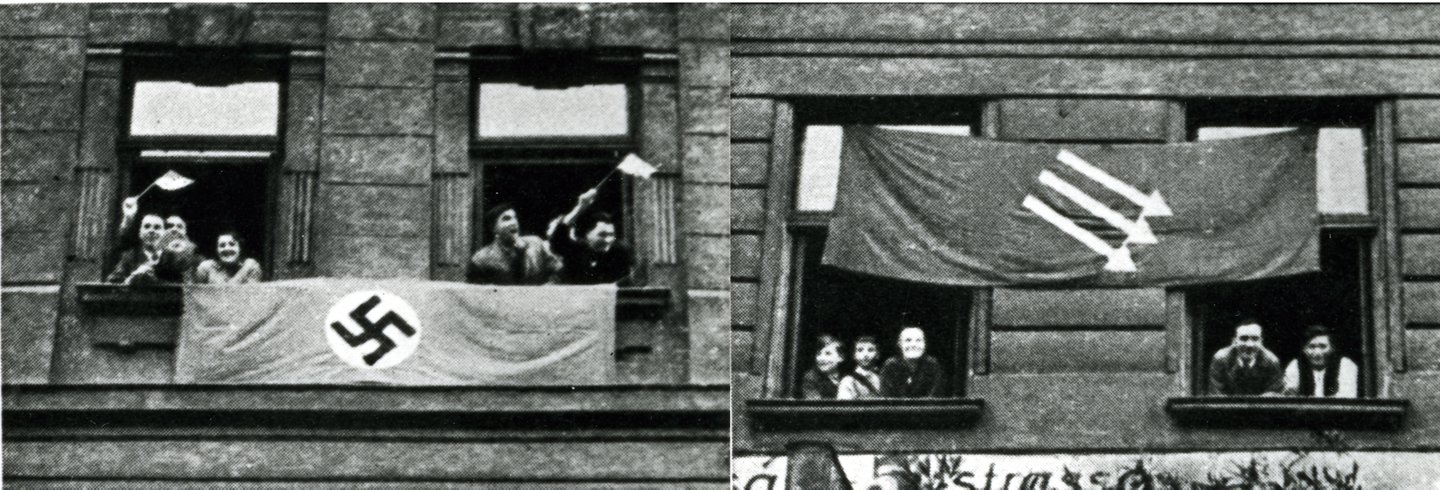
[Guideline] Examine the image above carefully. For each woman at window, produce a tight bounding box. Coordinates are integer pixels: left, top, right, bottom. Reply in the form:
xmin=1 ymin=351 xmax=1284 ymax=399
xmin=800 ymin=334 xmax=845 ymax=400
xmin=837 ymin=335 xmax=882 ymax=400
xmin=1282 ymin=325 xmax=1359 ymax=398
xmin=879 ymin=326 xmax=943 ymax=398
xmin=194 ymin=231 xmax=262 ymax=284
xmin=550 ymin=189 xmax=635 ymax=285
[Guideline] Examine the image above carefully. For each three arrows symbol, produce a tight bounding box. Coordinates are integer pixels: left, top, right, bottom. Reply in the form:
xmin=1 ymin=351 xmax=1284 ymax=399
xmin=1025 ymin=150 xmax=1172 ymax=273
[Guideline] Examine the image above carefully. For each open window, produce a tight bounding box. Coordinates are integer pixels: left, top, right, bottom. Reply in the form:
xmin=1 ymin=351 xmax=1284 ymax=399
xmin=1183 ymin=98 xmax=1377 ymax=399
xmin=111 ymin=52 xmax=284 ymax=280
xmin=471 ymin=56 xmax=636 ymax=244
xmin=787 ymin=99 xmax=982 ymax=400
xmin=1161 ymin=98 xmax=1414 ymax=434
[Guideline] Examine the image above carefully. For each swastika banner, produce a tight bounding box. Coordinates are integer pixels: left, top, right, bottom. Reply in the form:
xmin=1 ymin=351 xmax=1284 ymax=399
xmin=825 ymin=126 xmax=1320 ymax=287
xmin=175 ymin=279 xmax=616 ymax=385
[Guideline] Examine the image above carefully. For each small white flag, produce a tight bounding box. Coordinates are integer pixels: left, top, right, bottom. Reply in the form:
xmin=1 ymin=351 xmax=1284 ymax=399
xmin=153 ymin=170 xmax=194 ymax=191
xmin=616 ymin=153 xmax=658 ymax=179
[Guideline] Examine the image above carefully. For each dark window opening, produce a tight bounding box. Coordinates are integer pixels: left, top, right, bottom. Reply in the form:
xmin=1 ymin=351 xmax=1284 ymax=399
xmin=1184 ymin=99 xmax=1377 ymax=399
xmin=480 ymin=164 xmax=624 ymax=241
xmin=125 ymin=159 xmax=271 ymax=268
xmin=1189 ymin=231 xmax=1370 ymax=397
xmin=108 ymin=51 xmax=285 ymax=281
xmin=792 ymin=229 xmax=971 ymax=399
xmin=785 ymin=99 xmax=984 ymax=399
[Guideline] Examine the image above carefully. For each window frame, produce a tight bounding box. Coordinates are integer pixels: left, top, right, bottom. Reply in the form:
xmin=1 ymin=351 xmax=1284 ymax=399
xmin=466 ymin=52 xmax=643 ymax=253
xmin=780 ymin=98 xmax=986 ymax=400
xmin=469 ymin=52 xmax=641 ymax=154
xmin=1179 ymin=98 xmax=1391 ymax=400
xmin=110 ymin=50 xmax=288 ymax=281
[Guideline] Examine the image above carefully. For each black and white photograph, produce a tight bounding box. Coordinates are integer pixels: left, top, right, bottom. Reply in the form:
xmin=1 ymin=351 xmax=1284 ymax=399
xmin=730 ymin=4 xmax=1440 ymax=489
xmin=1 ymin=3 xmax=728 ymax=487
xmin=11 ymin=2 xmax=1440 ymax=490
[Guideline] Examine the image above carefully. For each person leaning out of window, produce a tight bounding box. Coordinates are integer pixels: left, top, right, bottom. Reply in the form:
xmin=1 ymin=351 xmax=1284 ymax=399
xmin=801 ymin=334 xmax=845 ymax=400
xmin=194 ymin=230 xmax=263 ymax=284
xmin=879 ymin=326 xmax=943 ymax=398
xmin=549 ymin=189 xmax=635 ymax=285
xmin=467 ymin=203 xmax=560 ymax=285
xmin=1282 ymin=325 xmax=1358 ymax=398
xmin=1207 ymin=318 xmax=1284 ymax=396
xmin=107 ymin=197 xmax=199 ymax=284
xmin=107 ymin=205 xmax=167 ymax=285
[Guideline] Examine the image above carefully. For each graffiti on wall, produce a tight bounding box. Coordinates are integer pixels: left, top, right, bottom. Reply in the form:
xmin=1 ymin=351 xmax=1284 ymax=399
xmin=733 ymin=452 xmax=1440 ymax=490
xmin=733 ymin=455 xmax=785 ymax=490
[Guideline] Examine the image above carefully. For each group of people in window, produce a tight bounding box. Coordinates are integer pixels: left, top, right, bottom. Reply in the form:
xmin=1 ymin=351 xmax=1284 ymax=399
xmin=107 ymin=197 xmax=262 ymax=285
xmin=108 ymin=188 xmax=635 ymax=287
xmin=801 ymin=326 xmax=944 ymax=400
xmin=467 ymin=188 xmax=634 ymax=286
xmin=799 ymin=318 xmax=1359 ymax=400
xmin=1209 ymin=318 xmax=1358 ymax=398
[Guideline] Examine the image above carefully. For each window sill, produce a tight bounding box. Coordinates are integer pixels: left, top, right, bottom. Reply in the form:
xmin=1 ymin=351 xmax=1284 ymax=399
xmin=747 ymin=398 xmax=985 ymax=431
xmin=1165 ymin=397 xmax=1409 ymax=431
xmin=3 ymin=384 xmax=728 ymax=432
xmin=77 ymin=283 xmax=184 ymax=316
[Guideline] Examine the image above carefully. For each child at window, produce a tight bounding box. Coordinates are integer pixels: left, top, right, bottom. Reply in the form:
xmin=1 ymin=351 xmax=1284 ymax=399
xmin=1282 ymin=325 xmax=1358 ymax=398
xmin=800 ymin=334 xmax=844 ymax=400
xmin=879 ymin=326 xmax=943 ymax=398
xmin=195 ymin=231 xmax=263 ymax=284
xmin=837 ymin=335 xmax=882 ymax=400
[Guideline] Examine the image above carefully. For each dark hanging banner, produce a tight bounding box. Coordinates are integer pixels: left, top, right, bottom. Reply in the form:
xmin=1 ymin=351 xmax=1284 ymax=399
xmin=823 ymin=126 xmax=1320 ymax=287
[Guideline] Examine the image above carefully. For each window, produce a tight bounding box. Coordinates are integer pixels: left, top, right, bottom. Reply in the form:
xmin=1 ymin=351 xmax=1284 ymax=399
xmin=791 ymin=228 xmax=972 ymax=398
xmin=471 ymin=58 xmax=636 ymax=248
xmin=478 ymin=83 xmax=628 ymax=138
xmin=1185 ymin=99 xmax=1377 ymax=398
xmin=787 ymin=99 xmax=981 ymax=399
xmin=110 ymin=53 xmax=284 ymax=280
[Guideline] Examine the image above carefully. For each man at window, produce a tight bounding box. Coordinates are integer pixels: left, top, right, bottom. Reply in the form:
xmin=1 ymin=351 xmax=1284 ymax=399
xmin=550 ymin=189 xmax=635 ymax=285
xmin=106 ymin=210 xmax=167 ymax=285
xmin=1283 ymin=325 xmax=1359 ymax=398
xmin=467 ymin=203 xmax=560 ymax=285
xmin=1207 ymin=319 xmax=1284 ymax=396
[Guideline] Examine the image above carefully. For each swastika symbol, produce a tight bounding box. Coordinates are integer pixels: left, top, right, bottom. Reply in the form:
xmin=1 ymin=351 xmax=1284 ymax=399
xmin=329 ymin=295 xmax=416 ymax=366
xmin=324 ymin=290 xmax=422 ymax=370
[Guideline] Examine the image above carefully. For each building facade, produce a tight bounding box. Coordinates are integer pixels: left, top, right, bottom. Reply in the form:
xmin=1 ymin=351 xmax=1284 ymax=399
xmin=2 ymin=3 xmax=728 ymax=486
xmin=730 ymin=5 xmax=1440 ymax=489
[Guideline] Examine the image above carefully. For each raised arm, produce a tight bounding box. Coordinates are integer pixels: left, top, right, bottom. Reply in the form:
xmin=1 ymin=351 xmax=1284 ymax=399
xmin=561 ymin=189 xmax=598 ymax=228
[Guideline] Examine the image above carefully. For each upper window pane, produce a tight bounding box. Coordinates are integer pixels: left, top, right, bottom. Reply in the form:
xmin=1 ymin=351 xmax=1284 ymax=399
xmin=477 ymin=83 xmax=628 ymax=138
xmin=1197 ymin=127 xmax=1367 ymax=215
xmin=130 ymin=81 xmax=279 ymax=137
xmin=798 ymin=125 xmax=972 ymax=212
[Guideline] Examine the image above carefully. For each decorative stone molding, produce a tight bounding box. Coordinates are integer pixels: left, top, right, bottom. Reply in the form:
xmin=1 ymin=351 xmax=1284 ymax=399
xmin=166 ymin=3 xmax=255 ymax=47
xmin=515 ymin=4 xmax=595 ymax=52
